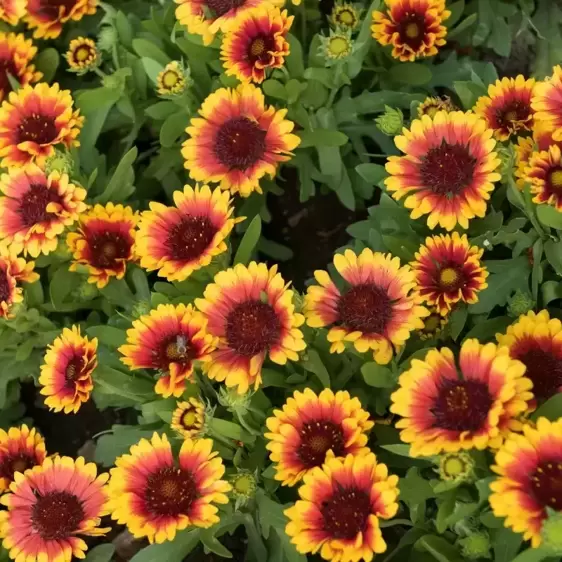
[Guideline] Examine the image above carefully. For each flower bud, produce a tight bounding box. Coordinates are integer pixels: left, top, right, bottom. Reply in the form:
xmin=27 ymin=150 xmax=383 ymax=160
xmin=218 ymin=386 xmax=252 ymax=415
xmin=229 ymin=470 xmax=257 ymax=509
xmin=44 ymin=149 xmax=74 ymax=177
xmin=507 ymin=289 xmax=535 ymax=318
xmin=438 ymin=452 xmax=475 ymax=483
xmin=375 ymin=106 xmax=404 ymax=136
xmin=457 ymin=531 xmax=492 ymax=560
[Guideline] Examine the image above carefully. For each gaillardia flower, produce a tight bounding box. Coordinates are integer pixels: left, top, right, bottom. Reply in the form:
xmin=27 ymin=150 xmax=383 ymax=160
xmin=411 ymin=233 xmax=489 ymax=315
xmin=221 ymin=6 xmax=293 ymax=84
xmin=304 ymin=248 xmax=428 ymax=365
xmin=136 ymin=185 xmax=240 ymax=282
xmin=107 ymin=433 xmax=230 ymax=543
xmin=532 ymin=65 xmax=562 ymax=142
xmin=182 ymin=83 xmax=299 ymax=197
xmin=496 ymin=310 xmax=562 ymax=405
xmin=171 ymin=397 xmax=206 ymax=438
xmin=0 ymin=425 xmax=46 ymax=493
xmin=0 ymin=33 xmax=42 ymax=102
xmin=330 ymin=2 xmax=361 ymax=31
xmin=474 ymin=76 xmax=536 ymax=141
xmin=67 ymin=203 xmax=139 ymax=289
xmin=264 ymin=388 xmax=373 ymax=486
xmin=490 ymin=417 xmax=562 ymax=547
xmin=119 ymin=303 xmax=217 ymax=398
xmin=319 ymin=29 xmax=355 ymax=64
xmin=39 ymin=325 xmax=98 ymax=414
xmin=0 ymin=0 xmax=25 ymax=25
xmin=371 ymin=0 xmax=450 ymax=62
xmin=524 ymin=145 xmax=562 ymax=211
xmin=285 ymin=453 xmax=399 ymax=561
xmin=385 ymin=111 xmax=501 ymax=230
xmin=418 ymin=307 xmax=448 ymax=340
xmin=175 ymin=0 xmax=267 ymax=45
xmin=390 ymin=339 xmax=533 ymax=457
xmin=0 ymin=247 xmax=38 ymax=319
xmin=66 ymin=36 xmax=100 ymax=74
xmin=0 ymin=166 xmax=87 ymax=258
xmin=0 ymin=456 xmax=109 ymax=562
xmin=0 ymin=83 xmax=83 ymax=168
xmin=418 ymin=96 xmax=456 ymax=118
xmin=438 ymin=451 xmax=475 ymax=483
xmin=195 ymin=262 xmax=306 ymax=394
xmin=25 ymin=0 xmax=98 ymax=39
xmin=157 ymin=61 xmax=190 ymax=96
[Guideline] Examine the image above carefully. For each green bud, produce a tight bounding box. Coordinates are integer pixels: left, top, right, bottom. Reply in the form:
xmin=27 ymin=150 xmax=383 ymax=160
xmin=131 ymin=300 xmax=152 ymax=319
xmin=496 ymin=144 xmax=515 ymax=182
xmin=44 ymin=149 xmax=74 ymax=177
xmin=541 ymin=510 xmax=562 ymax=554
xmin=438 ymin=452 xmax=475 ymax=483
xmin=375 ymin=106 xmax=404 ymax=136
xmin=457 ymin=531 xmax=492 ymax=560
xmin=218 ymin=386 xmax=252 ymax=415
xmin=73 ymin=281 xmax=98 ymax=301
xmin=507 ymin=289 xmax=535 ymax=318
xmin=52 ymin=238 xmax=72 ymax=260
xmin=319 ymin=29 xmax=354 ymax=66
xmin=229 ymin=470 xmax=257 ymax=510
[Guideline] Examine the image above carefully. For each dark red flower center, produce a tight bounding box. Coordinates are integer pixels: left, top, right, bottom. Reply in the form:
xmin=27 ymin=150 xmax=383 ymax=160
xmin=0 ymin=267 xmax=11 ymax=303
xmin=421 ymin=312 xmax=442 ymax=335
xmin=431 ymin=379 xmax=493 ymax=431
xmin=36 ymin=0 xmax=78 ymax=19
xmin=166 ymin=216 xmax=218 ymax=262
xmin=516 ymin=347 xmax=562 ymax=403
xmin=420 ymin=141 xmax=477 ymax=197
xmin=321 ymin=486 xmax=371 ymax=540
xmin=248 ymin=34 xmax=276 ymax=65
xmin=0 ymin=452 xmax=37 ymax=481
xmin=17 ymin=113 xmax=58 ymax=145
xmin=144 ymin=466 xmax=198 ymax=516
xmin=337 ymin=283 xmax=392 ymax=335
xmin=530 ymin=460 xmax=562 ymax=510
xmin=0 ymin=56 xmax=19 ymax=95
xmin=214 ymin=116 xmax=266 ymax=171
xmin=151 ymin=333 xmax=195 ymax=372
xmin=437 ymin=264 xmax=464 ymax=292
xmin=31 ymin=491 xmax=85 ymax=540
xmin=397 ymin=12 xmax=426 ymax=51
xmin=65 ymin=354 xmax=85 ymax=386
xmin=205 ymin=0 xmax=246 ymax=17
xmin=297 ymin=420 xmax=346 ymax=469
xmin=72 ymin=45 xmax=95 ymax=64
xmin=226 ymin=300 xmax=281 ymax=356
xmin=87 ymin=231 xmax=132 ymax=269
xmin=17 ymin=183 xmax=62 ymax=228
xmin=547 ymin=167 xmax=562 ymax=192
xmin=495 ymin=101 xmax=531 ymax=130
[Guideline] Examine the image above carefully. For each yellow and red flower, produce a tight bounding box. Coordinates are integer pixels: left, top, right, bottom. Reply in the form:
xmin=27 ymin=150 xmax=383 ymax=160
xmin=524 ymin=144 xmax=562 ymax=211
xmin=175 ymin=0 xmax=269 ymax=46
xmin=304 ymin=248 xmax=428 ymax=365
xmin=0 ymin=246 xmax=38 ymax=319
xmin=67 ymin=203 xmax=139 ymax=289
xmin=107 ymin=433 xmax=230 ymax=544
xmin=385 ymin=111 xmax=501 ymax=231
xmin=330 ymin=2 xmax=361 ymax=32
xmin=418 ymin=95 xmax=456 ymax=118
xmin=411 ymin=233 xmax=489 ymax=315
xmin=136 ymin=185 xmax=240 ymax=283
xmin=171 ymin=397 xmax=206 ymax=438
xmin=66 ymin=36 xmax=100 ymax=73
xmin=0 ymin=425 xmax=46 ymax=494
xmin=0 ymin=0 xmax=25 ymax=25
xmin=496 ymin=310 xmax=562 ymax=406
xmin=0 ymin=166 xmax=87 ymax=258
xmin=532 ymin=65 xmax=562 ymax=141
xmin=0 ymin=456 xmax=109 ymax=562
xmin=119 ymin=303 xmax=217 ymax=398
xmin=157 ymin=61 xmax=189 ymax=96
xmin=221 ymin=6 xmax=293 ymax=84
xmin=371 ymin=0 xmax=450 ymax=62
xmin=474 ymin=76 xmax=536 ymax=141
xmin=265 ymin=388 xmax=373 ymax=487
xmin=285 ymin=453 xmax=399 ymax=561
xmin=0 ymin=83 xmax=83 ymax=168
xmin=195 ymin=262 xmax=306 ymax=394
xmin=390 ymin=339 xmax=533 ymax=457
xmin=0 ymin=33 xmax=41 ymax=103
xmin=39 ymin=325 xmax=98 ymax=414
xmin=491 ymin=417 xmax=562 ymax=547
xmin=182 ymin=83 xmax=299 ymax=197
xmin=25 ymin=0 xmax=98 ymax=40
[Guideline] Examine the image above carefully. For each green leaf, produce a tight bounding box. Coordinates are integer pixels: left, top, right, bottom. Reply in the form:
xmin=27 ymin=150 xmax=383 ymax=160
xmin=115 ymin=12 xmax=133 ymax=47
xmin=262 ymin=79 xmax=286 ymax=100
xmin=544 ymin=239 xmax=562 ymax=275
xmin=49 ymin=267 xmax=83 ymax=309
xmin=97 ymin=147 xmax=137 ymax=204
xmin=298 ymin=129 xmax=349 ymax=148
xmin=493 ymin=528 xmax=523 ymax=562
xmin=464 ymin=316 xmax=512 ymax=342
xmin=536 ymin=204 xmax=562 ymax=229
xmin=415 ymin=535 xmax=463 ymax=562
xmin=141 ymin=57 xmax=164 ymax=83
xmin=389 ymin=63 xmax=432 ymax=85
xmin=94 ymin=424 xmax=158 ymax=467
xmin=361 ymin=363 xmax=395 ymax=388
xmin=448 ymin=13 xmax=478 ymax=39
xmin=302 ymin=349 xmax=330 ymax=388
xmin=541 ymin=280 xmax=562 ymax=305
xmin=511 ymin=547 xmax=552 ymax=562
xmin=85 ymin=326 xmax=127 ymax=348
xmin=130 ymin=530 xmax=201 ymax=562
xmin=35 ymin=48 xmax=59 ymax=83
xmin=449 ymin=306 xmax=468 ymax=341
xmin=94 ymin=365 xmax=155 ymax=403
xmin=208 ymin=418 xmax=253 ymax=443
xmin=286 ymin=33 xmax=305 ymax=77
xmin=446 ymin=0 xmax=465 ymax=28
xmin=200 ymin=529 xmax=233 ymax=558
xmin=435 ymin=493 xmax=456 ymax=533
xmin=489 ymin=18 xmax=511 ymax=57
xmin=454 ymin=80 xmax=487 ymax=110
xmin=234 ymin=215 xmax=261 ymax=265
xmin=145 ymin=101 xmax=178 ymax=120
xmin=83 ymin=545 xmax=115 ymax=562
xmin=160 ymin=111 xmax=189 ymax=148
xmin=132 ymin=38 xmax=169 ymax=66
xmin=355 ymin=163 xmax=387 ymax=185
xmin=530 ymin=393 xmax=562 ymax=421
